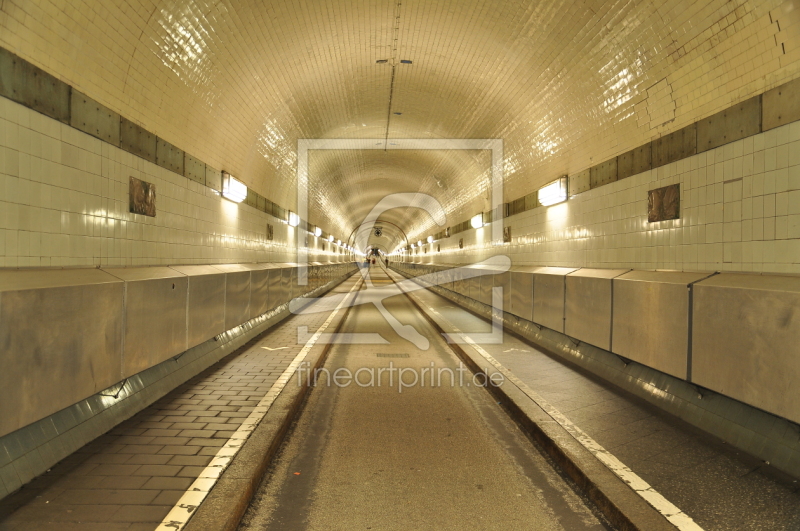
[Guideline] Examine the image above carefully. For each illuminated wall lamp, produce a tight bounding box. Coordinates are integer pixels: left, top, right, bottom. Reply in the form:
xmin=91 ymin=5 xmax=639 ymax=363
xmin=287 ymin=211 xmax=299 ymax=227
xmin=221 ymin=172 xmax=247 ymax=203
xmin=314 ymin=226 xmax=322 ymax=237
xmin=471 ymin=213 xmax=484 ymax=229
xmin=336 ymin=239 xmax=341 ymax=246
xmin=427 ymin=236 xmax=434 ymax=243
xmin=328 ymin=235 xmax=334 ymax=242
xmin=538 ymin=176 xmax=568 ymax=206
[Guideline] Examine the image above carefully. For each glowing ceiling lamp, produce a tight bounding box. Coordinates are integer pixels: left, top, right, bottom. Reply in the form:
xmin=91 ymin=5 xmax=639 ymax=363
xmin=221 ymin=172 xmax=247 ymax=203
xmin=287 ymin=211 xmax=299 ymax=227
xmin=314 ymin=226 xmax=322 ymax=237
xmin=471 ymin=213 xmax=484 ymax=229
xmin=427 ymin=236 xmax=434 ymax=243
xmin=328 ymin=235 xmax=334 ymax=242
xmin=538 ymin=176 xmax=568 ymax=206
xmin=336 ymin=239 xmax=341 ymax=246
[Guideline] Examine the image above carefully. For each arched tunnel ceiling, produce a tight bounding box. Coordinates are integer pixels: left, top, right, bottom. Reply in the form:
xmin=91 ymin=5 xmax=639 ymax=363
xmin=1 ymin=0 xmax=796 ymax=244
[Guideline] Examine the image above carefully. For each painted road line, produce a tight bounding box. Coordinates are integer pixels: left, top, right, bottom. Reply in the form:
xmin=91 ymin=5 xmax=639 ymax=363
xmin=155 ymin=277 xmax=363 ymax=531
xmin=402 ymin=287 xmax=704 ymax=531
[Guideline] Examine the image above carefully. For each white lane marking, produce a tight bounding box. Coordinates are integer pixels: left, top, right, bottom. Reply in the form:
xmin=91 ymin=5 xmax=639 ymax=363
xmin=261 ymin=346 xmax=287 ymax=351
xmin=155 ymin=277 xmax=363 ymax=531
xmin=401 ymin=285 xmax=704 ymax=531
xmin=503 ymin=348 xmax=529 ymax=353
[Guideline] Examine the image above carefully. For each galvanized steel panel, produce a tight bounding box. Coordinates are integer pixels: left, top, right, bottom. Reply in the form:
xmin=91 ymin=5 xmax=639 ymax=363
xmin=762 ymin=77 xmax=800 ymax=131
xmin=0 ymin=268 xmax=121 ymax=292
xmin=533 ymin=267 xmax=578 ymax=332
xmin=612 ymin=270 xmax=711 ymax=378
xmin=103 ymin=267 xmax=188 ymax=379
xmin=692 ymin=273 xmax=800 ymax=424
xmin=493 ymin=270 xmax=512 ymax=311
xmin=245 ymin=188 xmax=258 ymax=208
xmin=156 ymin=138 xmax=185 ymax=174
xmin=0 ymin=269 xmax=123 ymax=438
xmin=477 ymin=265 xmax=504 ymax=305
xmin=0 ymin=48 xmax=70 ymax=123
xmin=247 ymin=265 xmax=270 ymax=317
xmin=452 ymin=266 xmax=468 ymax=296
xmin=280 ymin=266 xmax=293 ymax=304
xmin=306 ymin=264 xmax=316 ymax=290
xmin=467 ymin=274 xmax=481 ymax=301
xmin=697 ymin=96 xmax=761 ymax=152
xmin=508 ymin=267 xmax=539 ymax=322
xmin=590 ymin=158 xmax=618 ymax=189
xmin=267 ymin=266 xmax=286 ymax=308
xmin=184 ymin=154 xmax=205 ymax=184
xmin=289 ymin=266 xmax=300 ymax=298
xmin=564 ymin=268 xmax=629 ymax=350
xmin=212 ymin=265 xmax=252 ymax=330
xmin=444 ymin=265 xmax=458 ymax=291
xmin=436 ymin=264 xmax=455 ymax=291
xmin=523 ymin=191 xmax=539 ymax=211
xmin=170 ymin=265 xmax=226 ymax=348
xmin=120 ymin=117 xmax=157 ymax=163
xmin=617 ymin=144 xmax=651 ymax=180
xmin=652 ymin=124 xmax=696 ymax=168
xmin=508 ymin=196 xmax=526 ymax=216
xmin=70 ymin=89 xmax=120 ymax=145
xmin=569 ymin=169 xmax=590 ymax=196
xmin=205 ymin=165 xmax=221 ymax=191
xmin=459 ymin=266 xmax=476 ymax=297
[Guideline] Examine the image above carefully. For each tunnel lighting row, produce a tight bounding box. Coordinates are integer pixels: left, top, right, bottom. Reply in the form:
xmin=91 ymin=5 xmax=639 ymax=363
xmin=470 ymin=213 xmax=484 ymax=229
xmin=413 ymin=178 xmax=569 ymax=248
xmin=220 ymin=172 xmax=355 ymax=253
xmin=538 ymin=177 xmax=568 ymax=206
xmin=221 ymin=172 xmax=247 ymax=203
xmin=225 ymin=173 xmax=565 ymax=256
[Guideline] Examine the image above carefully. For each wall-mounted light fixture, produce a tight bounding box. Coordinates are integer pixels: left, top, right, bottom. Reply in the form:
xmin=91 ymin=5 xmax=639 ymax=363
xmin=417 ymin=240 xmax=423 ymax=247
xmin=471 ymin=212 xmax=484 ymax=229
xmin=427 ymin=235 xmax=434 ymax=243
xmin=336 ymin=239 xmax=341 ymax=246
xmin=538 ymin=176 xmax=568 ymax=206
xmin=411 ymin=243 xmax=416 ymax=248
xmin=287 ymin=211 xmax=299 ymax=227
xmin=328 ymin=235 xmax=334 ymax=242
xmin=314 ymin=226 xmax=322 ymax=237
xmin=221 ymin=172 xmax=247 ymax=203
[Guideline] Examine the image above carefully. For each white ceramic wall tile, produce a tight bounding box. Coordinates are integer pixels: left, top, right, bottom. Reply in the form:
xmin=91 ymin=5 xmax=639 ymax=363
xmin=0 ymin=100 xmax=350 ymax=267
xmin=411 ymin=123 xmax=800 ymax=273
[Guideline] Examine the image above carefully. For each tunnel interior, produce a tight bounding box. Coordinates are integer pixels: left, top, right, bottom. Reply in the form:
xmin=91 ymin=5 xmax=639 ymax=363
xmin=1 ymin=1 xmax=800 ymax=530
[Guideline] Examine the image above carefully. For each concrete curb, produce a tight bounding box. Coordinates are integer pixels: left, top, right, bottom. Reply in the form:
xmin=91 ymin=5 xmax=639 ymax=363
xmin=184 ymin=275 xmax=358 ymax=531
xmin=391 ymin=269 xmax=674 ymax=531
